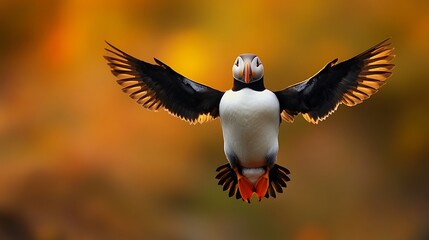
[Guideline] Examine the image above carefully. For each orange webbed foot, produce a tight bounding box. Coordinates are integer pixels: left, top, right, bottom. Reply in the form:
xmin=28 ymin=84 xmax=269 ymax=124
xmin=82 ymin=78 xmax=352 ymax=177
xmin=235 ymin=168 xmax=254 ymax=203
xmin=255 ymin=170 xmax=269 ymax=201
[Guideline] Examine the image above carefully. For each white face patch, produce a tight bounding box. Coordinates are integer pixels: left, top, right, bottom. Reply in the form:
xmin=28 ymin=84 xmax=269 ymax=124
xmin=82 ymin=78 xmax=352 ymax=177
xmin=251 ymin=57 xmax=264 ymax=81
xmin=232 ymin=57 xmax=245 ymax=80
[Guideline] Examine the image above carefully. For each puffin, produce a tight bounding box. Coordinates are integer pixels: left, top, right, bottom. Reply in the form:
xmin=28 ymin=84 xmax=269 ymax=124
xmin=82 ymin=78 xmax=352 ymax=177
xmin=104 ymin=39 xmax=395 ymax=203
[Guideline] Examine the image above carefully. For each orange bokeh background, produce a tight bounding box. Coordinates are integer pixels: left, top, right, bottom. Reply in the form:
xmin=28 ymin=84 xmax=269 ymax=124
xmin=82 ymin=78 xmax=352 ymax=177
xmin=1 ymin=0 xmax=428 ymax=239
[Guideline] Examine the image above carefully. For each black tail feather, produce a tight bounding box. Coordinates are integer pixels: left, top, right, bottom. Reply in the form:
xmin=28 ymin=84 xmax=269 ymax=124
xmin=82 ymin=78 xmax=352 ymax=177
xmin=265 ymin=164 xmax=291 ymax=199
xmin=215 ymin=163 xmax=241 ymax=199
xmin=216 ymin=163 xmax=291 ymax=201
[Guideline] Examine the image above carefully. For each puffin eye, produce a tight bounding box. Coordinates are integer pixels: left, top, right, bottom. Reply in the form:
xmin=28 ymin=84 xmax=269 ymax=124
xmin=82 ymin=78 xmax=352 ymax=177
xmin=235 ymin=58 xmax=240 ymax=67
xmin=255 ymin=57 xmax=261 ymax=67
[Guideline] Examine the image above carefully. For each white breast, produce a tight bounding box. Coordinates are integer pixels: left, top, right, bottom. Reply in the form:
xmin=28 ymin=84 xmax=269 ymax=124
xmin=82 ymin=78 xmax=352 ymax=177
xmin=219 ymin=89 xmax=280 ymax=168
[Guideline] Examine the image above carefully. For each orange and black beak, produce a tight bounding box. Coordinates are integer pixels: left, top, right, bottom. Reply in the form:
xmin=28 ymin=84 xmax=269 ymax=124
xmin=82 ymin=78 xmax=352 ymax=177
xmin=244 ymin=62 xmax=251 ymax=84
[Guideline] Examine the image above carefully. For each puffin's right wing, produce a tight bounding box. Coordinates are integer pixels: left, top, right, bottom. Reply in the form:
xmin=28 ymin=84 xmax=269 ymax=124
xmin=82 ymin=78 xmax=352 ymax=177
xmin=275 ymin=39 xmax=395 ymax=124
xmin=104 ymin=42 xmax=224 ymax=124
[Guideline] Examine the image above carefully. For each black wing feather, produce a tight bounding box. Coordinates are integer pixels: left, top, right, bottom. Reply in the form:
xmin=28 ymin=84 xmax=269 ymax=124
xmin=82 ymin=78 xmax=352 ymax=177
xmin=275 ymin=39 xmax=395 ymax=124
xmin=104 ymin=42 xmax=224 ymax=124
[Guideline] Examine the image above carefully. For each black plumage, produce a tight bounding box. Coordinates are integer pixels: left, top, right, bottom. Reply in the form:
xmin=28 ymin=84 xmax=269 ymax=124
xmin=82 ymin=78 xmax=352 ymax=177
xmin=275 ymin=39 xmax=395 ymax=124
xmin=104 ymin=41 xmax=224 ymax=124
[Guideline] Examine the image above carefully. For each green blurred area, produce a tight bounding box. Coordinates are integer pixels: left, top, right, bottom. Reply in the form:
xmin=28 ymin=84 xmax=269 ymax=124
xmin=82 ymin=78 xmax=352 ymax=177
xmin=0 ymin=0 xmax=428 ymax=239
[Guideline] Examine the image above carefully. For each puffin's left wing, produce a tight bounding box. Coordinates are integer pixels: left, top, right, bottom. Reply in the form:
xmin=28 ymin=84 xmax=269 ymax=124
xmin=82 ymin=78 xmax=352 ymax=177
xmin=275 ymin=39 xmax=395 ymax=124
xmin=104 ymin=42 xmax=224 ymax=124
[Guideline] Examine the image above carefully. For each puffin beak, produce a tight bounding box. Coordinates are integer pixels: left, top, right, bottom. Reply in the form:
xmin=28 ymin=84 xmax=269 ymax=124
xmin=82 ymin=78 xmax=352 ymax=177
xmin=244 ymin=62 xmax=251 ymax=84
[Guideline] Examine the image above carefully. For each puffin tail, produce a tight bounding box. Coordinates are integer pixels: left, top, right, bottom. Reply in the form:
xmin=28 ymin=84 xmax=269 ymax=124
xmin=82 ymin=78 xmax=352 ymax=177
xmin=215 ymin=163 xmax=291 ymax=201
xmin=264 ymin=164 xmax=291 ymax=199
xmin=215 ymin=163 xmax=241 ymax=199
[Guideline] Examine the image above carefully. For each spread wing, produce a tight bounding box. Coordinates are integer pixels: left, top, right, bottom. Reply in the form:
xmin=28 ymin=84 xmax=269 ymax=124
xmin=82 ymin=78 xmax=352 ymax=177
xmin=275 ymin=39 xmax=395 ymax=124
xmin=104 ymin=42 xmax=224 ymax=124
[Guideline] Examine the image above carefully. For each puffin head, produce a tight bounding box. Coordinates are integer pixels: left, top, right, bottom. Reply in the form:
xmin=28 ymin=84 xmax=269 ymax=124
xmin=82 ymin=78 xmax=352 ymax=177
xmin=232 ymin=54 xmax=264 ymax=84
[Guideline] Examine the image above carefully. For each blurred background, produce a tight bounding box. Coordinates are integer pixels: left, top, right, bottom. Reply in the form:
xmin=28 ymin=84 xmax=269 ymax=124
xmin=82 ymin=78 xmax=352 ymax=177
xmin=1 ymin=0 xmax=428 ymax=239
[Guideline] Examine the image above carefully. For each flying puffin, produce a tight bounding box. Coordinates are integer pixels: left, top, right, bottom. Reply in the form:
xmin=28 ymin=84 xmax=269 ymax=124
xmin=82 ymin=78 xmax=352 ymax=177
xmin=104 ymin=39 xmax=395 ymax=203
